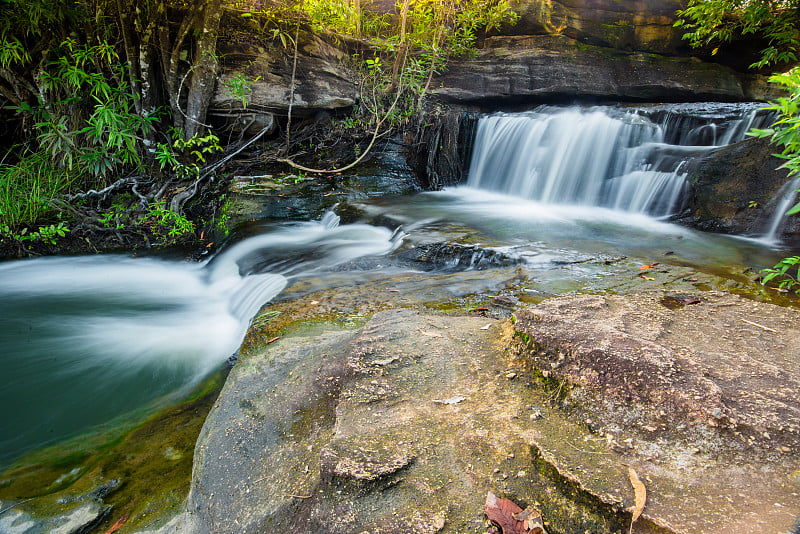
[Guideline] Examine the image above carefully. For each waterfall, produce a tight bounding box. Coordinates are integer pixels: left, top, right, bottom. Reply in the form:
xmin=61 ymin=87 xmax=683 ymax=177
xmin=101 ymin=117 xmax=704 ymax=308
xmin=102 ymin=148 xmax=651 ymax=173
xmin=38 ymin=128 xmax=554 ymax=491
xmin=762 ymin=176 xmax=800 ymax=244
xmin=466 ymin=105 xmax=767 ymax=218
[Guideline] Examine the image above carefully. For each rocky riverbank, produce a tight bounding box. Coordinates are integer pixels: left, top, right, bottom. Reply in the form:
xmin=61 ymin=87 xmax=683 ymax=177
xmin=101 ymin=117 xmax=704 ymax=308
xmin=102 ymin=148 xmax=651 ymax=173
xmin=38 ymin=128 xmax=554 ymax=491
xmin=139 ymin=265 xmax=799 ymax=534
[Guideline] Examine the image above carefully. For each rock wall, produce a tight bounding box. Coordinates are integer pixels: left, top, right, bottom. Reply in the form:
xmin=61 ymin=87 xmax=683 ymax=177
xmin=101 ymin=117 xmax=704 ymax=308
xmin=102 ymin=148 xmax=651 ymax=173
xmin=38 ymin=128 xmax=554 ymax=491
xmin=680 ymin=137 xmax=800 ymax=241
xmin=211 ymin=1 xmax=775 ymax=132
xmin=432 ymin=34 xmax=772 ymax=105
xmin=508 ymin=0 xmax=687 ymax=54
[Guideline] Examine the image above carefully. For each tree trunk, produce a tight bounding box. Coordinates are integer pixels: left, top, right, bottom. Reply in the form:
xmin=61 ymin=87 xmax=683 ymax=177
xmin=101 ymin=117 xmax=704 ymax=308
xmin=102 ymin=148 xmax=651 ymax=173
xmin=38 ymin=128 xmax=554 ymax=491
xmin=184 ymin=0 xmax=222 ymax=139
xmin=386 ymin=0 xmax=411 ymax=94
xmin=353 ymin=0 xmax=361 ymax=37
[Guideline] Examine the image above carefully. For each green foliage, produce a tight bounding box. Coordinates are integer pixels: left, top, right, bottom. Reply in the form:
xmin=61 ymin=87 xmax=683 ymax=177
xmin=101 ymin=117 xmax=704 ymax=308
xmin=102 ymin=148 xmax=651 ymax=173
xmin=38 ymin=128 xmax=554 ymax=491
xmin=138 ymin=200 xmax=195 ymax=239
xmin=747 ymin=68 xmax=800 ymax=213
xmin=761 ymin=255 xmax=800 ymax=291
xmin=302 ymin=0 xmax=389 ymax=36
xmin=156 ymin=132 xmax=222 ymax=180
xmin=675 ymin=0 xmax=800 ymax=69
xmin=222 ymin=72 xmax=261 ymax=108
xmin=94 ymin=196 xmax=196 ymax=242
xmin=0 ymin=150 xmax=74 ymax=230
xmin=215 ymin=195 xmax=233 ymax=235
xmin=401 ymin=0 xmax=518 ymax=57
xmin=1 ymin=222 xmax=69 ymax=245
xmin=9 ymin=38 xmax=153 ymax=180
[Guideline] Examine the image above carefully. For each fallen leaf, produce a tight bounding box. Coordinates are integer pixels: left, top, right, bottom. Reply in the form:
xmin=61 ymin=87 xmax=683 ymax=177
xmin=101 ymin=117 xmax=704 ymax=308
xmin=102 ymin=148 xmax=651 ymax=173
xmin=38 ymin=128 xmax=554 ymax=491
xmin=485 ymin=492 xmax=527 ymax=534
xmin=638 ymin=262 xmax=660 ymax=270
xmin=104 ymin=514 xmax=130 ymax=534
xmin=640 ymin=275 xmax=655 ymax=281
xmin=628 ymin=467 xmax=647 ymax=534
xmin=513 ymin=505 xmax=545 ymax=533
xmin=418 ymin=329 xmax=442 ymax=338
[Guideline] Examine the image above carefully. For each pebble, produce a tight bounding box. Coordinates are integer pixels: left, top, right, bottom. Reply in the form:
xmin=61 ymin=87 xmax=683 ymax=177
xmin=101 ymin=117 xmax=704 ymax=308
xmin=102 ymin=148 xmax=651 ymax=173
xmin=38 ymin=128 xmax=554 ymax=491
xmin=506 ymin=372 xmax=517 ymax=379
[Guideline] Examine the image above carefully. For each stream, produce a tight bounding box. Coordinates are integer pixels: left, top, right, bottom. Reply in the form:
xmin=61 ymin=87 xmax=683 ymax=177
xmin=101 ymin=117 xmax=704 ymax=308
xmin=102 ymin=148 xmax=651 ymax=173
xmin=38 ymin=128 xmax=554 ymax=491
xmin=0 ymin=102 xmax=795 ymax=471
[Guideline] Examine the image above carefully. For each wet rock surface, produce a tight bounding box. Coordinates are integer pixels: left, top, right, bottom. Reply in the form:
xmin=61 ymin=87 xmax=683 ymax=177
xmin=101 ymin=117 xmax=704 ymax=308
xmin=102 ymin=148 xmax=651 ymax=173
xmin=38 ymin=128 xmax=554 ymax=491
xmin=514 ymin=290 xmax=800 ymax=534
xmin=145 ymin=271 xmax=800 ymax=534
xmin=397 ymin=242 xmax=522 ymax=271
xmin=0 ymin=500 xmax=111 ymax=534
xmin=681 ymin=137 xmax=800 ymax=240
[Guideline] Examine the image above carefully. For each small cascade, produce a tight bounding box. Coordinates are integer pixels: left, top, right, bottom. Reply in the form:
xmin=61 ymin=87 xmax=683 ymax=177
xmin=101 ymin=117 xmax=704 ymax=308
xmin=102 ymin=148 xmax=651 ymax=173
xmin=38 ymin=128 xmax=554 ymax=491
xmin=762 ymin=176 xmax=800 ymax=243
xmin=639 ymin=102 xmax=772 ymax=146
xmin=0 ymin=211 xmax=404 ymax=466
xmin=466 ymin=105 xmax=768 ymax=218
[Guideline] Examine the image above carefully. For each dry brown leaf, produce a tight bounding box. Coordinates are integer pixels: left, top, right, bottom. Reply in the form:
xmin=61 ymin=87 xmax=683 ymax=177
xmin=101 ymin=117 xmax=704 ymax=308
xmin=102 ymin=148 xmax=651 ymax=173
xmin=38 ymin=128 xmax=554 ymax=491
xmin=513 ymin=505 xmax=545 ymax=534
xmin=628 ymin=466 xmax=647 ymax=533
xmin=103 ymin=513 xmax=130 ymax=534
xmin=485 ymin=492 xmax=527 ymax=534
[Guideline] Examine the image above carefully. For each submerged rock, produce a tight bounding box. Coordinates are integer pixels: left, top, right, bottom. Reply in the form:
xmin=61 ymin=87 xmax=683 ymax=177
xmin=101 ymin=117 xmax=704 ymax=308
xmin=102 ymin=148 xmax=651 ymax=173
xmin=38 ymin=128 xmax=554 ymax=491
xmin=398 ymin=242 xmax=521 ymax=271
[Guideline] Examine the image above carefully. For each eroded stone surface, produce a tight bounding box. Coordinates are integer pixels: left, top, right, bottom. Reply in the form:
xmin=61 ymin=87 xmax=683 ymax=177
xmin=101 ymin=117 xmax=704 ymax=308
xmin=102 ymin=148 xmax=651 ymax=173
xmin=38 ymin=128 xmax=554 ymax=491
xmin=514 ymin=291 xmax=800 ymax=533
xmin=432 ymin=35 xmax=773 ymax=104
xmin=145 ymin=284 xmax=800 ymax=534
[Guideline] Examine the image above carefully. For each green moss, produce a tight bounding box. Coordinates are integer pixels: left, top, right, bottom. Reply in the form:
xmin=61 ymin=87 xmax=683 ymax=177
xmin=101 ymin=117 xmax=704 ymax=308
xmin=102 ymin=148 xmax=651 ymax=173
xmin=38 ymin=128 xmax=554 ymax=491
xmin=0 ymin=370 xmax=227 ymax=532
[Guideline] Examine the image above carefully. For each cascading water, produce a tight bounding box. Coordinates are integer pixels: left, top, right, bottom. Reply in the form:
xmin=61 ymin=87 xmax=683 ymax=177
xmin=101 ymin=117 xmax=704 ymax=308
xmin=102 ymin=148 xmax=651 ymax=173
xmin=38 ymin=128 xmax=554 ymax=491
xmin=1 ymin=103 xmax=789 ymax=471
xmin=466 ymin=104 xmax=769 ymax=218
xmin=0 ymin=213 xmax=403 ymax=466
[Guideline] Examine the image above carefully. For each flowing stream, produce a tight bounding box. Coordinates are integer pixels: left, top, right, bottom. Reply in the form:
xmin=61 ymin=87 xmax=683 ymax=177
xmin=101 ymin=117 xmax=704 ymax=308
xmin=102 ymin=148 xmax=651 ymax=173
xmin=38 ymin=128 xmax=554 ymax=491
xmin=0 ymin=214 xmax=401 ymax=466
xmin=0 ymin=103 xmax=794 ymax=469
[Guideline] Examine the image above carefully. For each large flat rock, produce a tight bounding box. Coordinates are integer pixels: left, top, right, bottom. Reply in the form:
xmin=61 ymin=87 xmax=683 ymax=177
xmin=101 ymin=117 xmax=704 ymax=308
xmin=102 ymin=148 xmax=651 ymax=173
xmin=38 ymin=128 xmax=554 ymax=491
xmin=144 ymin=286 xmax=800 ymax=533
xmin=514 ymin=291 xmax=800 ymax=533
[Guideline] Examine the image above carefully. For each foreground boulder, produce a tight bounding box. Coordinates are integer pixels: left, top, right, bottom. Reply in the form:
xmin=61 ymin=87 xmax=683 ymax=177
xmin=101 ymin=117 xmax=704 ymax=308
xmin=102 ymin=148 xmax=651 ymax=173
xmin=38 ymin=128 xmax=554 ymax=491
xmin=146 ymin=283 xmax=799 ymax=534
xmin=514 ymin=290 xmax=800 ymax=534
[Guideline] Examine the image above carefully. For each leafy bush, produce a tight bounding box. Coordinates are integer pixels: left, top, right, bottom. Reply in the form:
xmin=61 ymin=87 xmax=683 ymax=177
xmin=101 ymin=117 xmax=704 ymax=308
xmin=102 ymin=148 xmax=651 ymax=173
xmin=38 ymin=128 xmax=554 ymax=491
xmin=749 ymin=68 xmax=800 ymax=216
xmin=675 ymin=0 xmax=800 ymax=69
xmin=0 ymin=151 xmax=74 ymax=230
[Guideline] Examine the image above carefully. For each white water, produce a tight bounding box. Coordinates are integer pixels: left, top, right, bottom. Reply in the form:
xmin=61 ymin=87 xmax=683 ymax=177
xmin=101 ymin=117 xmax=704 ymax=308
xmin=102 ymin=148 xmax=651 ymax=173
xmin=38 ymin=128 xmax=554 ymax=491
xmin=0 ymin=213 xmax=402 ymax=465
xmin=467 ymin=106 xmax=765 ymax=218
xmin=762 ymin=176 xmax=800 ymax=244
xmin=1 ymin=103 xmax=789 ymax=468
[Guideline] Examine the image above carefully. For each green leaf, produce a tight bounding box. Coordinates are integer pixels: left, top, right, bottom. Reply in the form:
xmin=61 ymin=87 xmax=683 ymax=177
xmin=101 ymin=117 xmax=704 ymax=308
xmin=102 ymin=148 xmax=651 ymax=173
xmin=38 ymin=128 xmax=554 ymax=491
xmin=786 ymin=200 xmax=800 ymax=216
